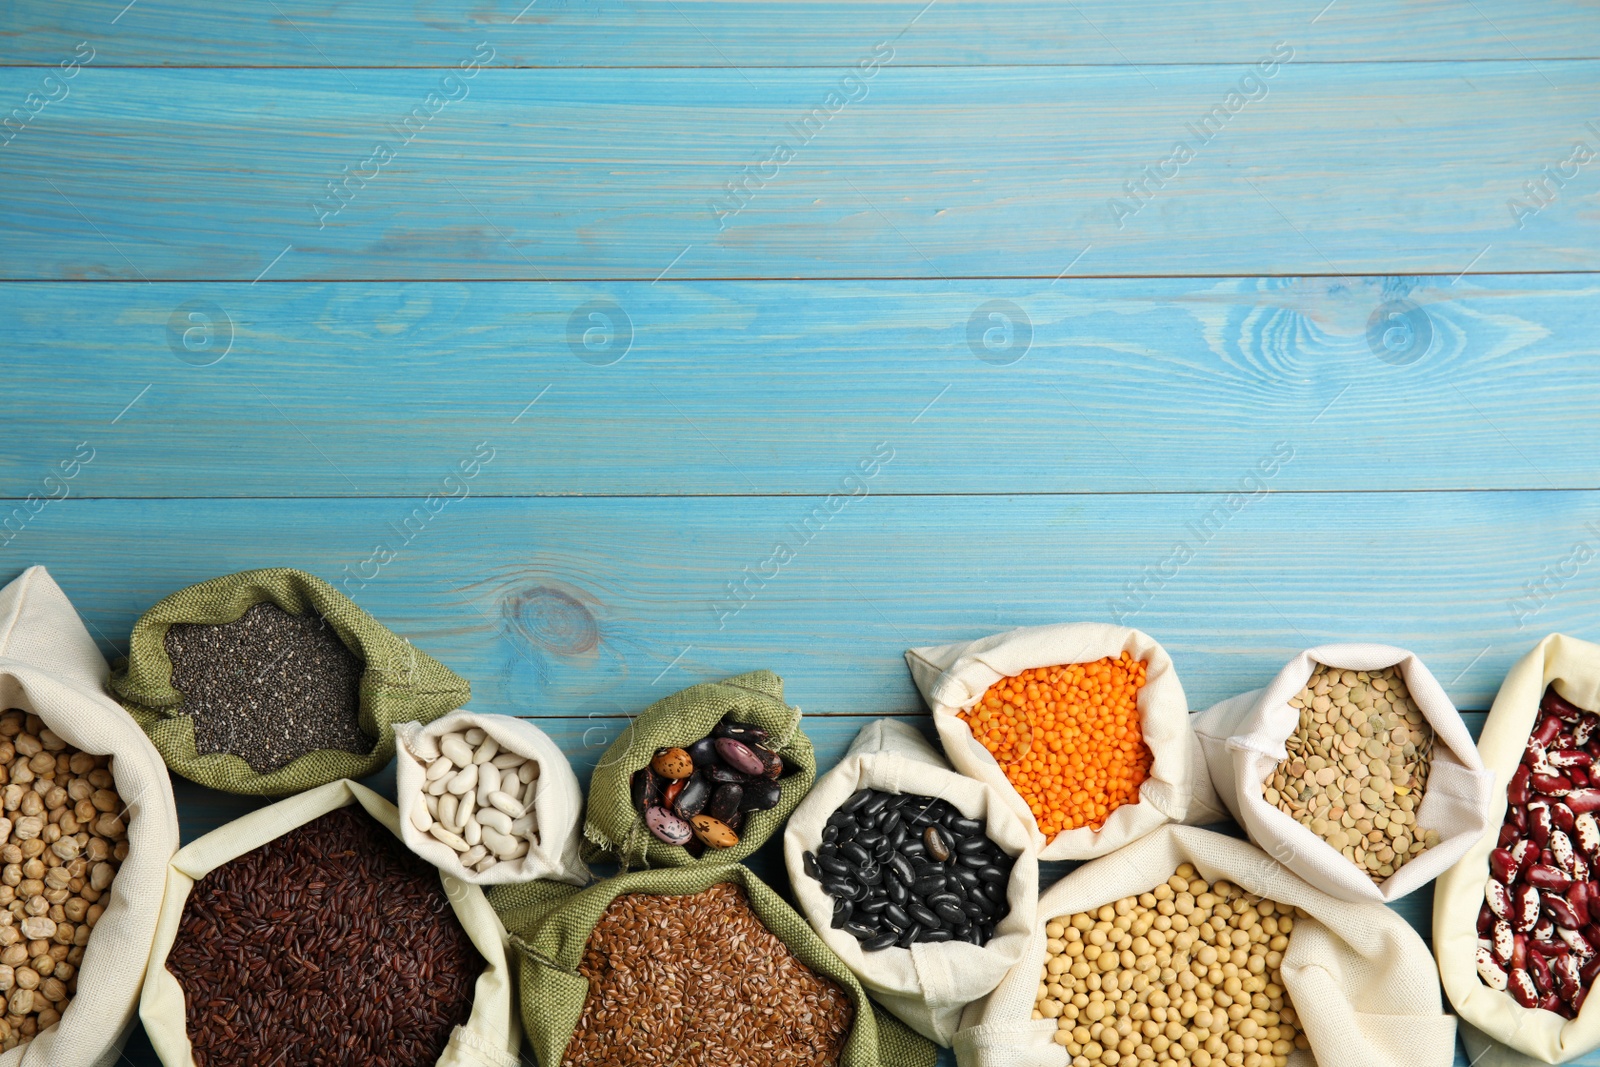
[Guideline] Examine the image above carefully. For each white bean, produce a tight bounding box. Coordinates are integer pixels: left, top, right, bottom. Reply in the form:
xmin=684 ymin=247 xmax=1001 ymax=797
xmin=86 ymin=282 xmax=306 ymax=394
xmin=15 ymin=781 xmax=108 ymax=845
xmin=429 ymin=825 xmax=469 ymax=852
xmin=446 ymin=764 xmax=478 ymax=795
xmin=477 ymin=763 xmax=501 ymax=807
xmin=462 ymin=816 xmax=482 ymax=847
xmin=522 ymin=780 xmax=537 ymax=807
xmin=424 ymin=757 xmax=455 ymax=782
xmin=438 ymin=793 xmax=459 ymax=830
xmin=423 ymin=793 xmax=439 ymax=816
xmin=473 ymin=736 xmax=499 ymax=764
xmin=464 ymin=727 xmax=487 ymax=746
xmin=491 ymin=752 xmax=525 ymax=770
xmin=409 ymin=803 xmax=433 ymax=833
xmin=511 ymin=813 xmax=536 ymax=836
xmin=520 ymin=760 xmax=541 ymax=783
xmin=426 ymin=776 xmax=451 ymax=797
xmin=458 ymin=790 xmax=476 ymax=827
xmin=477 ymin=807 xmax=513 ymax=835
xmin=461 ymin=844 xmax=488 ymax=866
xmin=474 ymin=854 xmax=499 ymax=873
xmin=487 ymin=791 xmax=525 ymax=818
xmin=439 ymin=735 xmax=473 ymax=766
xmin=481 ymin=826 xmax=520 ymax=858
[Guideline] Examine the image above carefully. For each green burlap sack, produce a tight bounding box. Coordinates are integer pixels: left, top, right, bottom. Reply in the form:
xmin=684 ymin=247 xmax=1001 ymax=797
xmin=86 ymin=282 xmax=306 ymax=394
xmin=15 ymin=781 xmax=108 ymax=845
xmin=583 ymin=670 xmax=815 ymax=868
xmin=109 ymin=568 xmax=470 ymax=796
xmin=489 ymin=863 xmax=937 ymax=1067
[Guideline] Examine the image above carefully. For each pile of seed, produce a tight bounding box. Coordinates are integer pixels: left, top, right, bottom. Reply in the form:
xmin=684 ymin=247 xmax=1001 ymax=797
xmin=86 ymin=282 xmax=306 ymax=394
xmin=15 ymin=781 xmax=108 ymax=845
xmin=167 ymin=805 xmax=481 ymax=1067
xmin=803 ymin=788 xmax=1013 ymax=951
xmin=565 ymin=883 xmax=853 ymax=1067
xmin=631 ymin=714 xmax=785 ymax=854
xmin=1036 ymin=865 xmax=1307 ymax=1067
xmin=165 ymin=602 xmax=370 ymax=773
xmin=1264 ymin=663 xmax=1439 ymax=883
xmin=413 ymin=725 xmax=542 ymax=875
xmin=0 ymin=710 xmax=127 ymax=1053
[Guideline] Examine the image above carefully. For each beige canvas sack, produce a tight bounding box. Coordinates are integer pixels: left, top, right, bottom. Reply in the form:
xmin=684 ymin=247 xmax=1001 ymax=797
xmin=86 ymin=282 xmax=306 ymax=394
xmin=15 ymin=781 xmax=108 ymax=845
xmin=140 ymin=778 xmax=521 ymax=1067
xmin=1435 ymin=634 xmax=1600 ymax=1065
xmin=952 ymin=824 xmax=1456 ymax=1067
xmin=784 ymin=719 xmax=1040 ymax=1045
xmin=0 ymin=567 xmax=179 ymax=1067
xmin=1191 ymin=643 xmax=1493 ymax=903
xmin=906 ymin=623 xmax=1224 ymax=862
xmin=396 ymin=710 xmax=588 ymax=885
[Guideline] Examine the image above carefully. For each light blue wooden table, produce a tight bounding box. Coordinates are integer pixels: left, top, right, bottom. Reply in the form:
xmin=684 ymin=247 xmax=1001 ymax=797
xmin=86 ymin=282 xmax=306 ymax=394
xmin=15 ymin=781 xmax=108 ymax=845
xmin=5 ymin=2 xmax=1599 ymax=1063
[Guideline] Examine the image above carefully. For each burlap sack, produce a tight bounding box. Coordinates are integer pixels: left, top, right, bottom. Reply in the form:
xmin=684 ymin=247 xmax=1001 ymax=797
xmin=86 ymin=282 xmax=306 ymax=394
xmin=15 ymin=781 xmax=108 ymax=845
xmin=140 ymin=778 xmax=520 ymax=1067
xmin=1191 ymin=643 xmax=1493 ymax=903
xmin=0 ymin=567 xmax=179 ymax=1067
xmin=488 ymin=862 xmax=937 ymax=1067
xmin=396 ymin=709 xmax=588 ymax=885
xmin=1435 ymin=634 xmax=1600 ymax=1065
xmin=582 ymin=670 xmax=816 ymax=869
xmin=906 ymin=623 xmax=1222 ymax=861
xmin=953 ymin=824 xmax=1456 ymax=1067
xmin=110 ymin=568 xmax=470 ymax=796
xmin=783 ymin=718 xmax=1040 ymax=1045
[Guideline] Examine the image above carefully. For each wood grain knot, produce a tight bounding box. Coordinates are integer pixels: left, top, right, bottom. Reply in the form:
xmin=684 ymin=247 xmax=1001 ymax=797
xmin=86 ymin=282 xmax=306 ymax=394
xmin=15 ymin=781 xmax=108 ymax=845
xmin=503 ymin=585 xmax=598 ymax=655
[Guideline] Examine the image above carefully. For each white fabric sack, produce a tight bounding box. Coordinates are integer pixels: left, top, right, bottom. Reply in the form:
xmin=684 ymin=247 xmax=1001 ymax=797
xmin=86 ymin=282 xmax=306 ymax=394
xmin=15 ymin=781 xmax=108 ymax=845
xmin=140 ymin=778 xmax=522 ymax=1067
xmin=396 ymin=710 xmax=588 ymax=886
xmin=907 ymin=623 xmax=1223 ymax=862
xmin=1191 ymin=643 xmax=1493 ymax=904
xmin=783 ymin=719 xmax=1040 ymax=1046
xmin=1435 ymin=633 xmax=1600 ymax=1065
xmin=0 ymin=566 xmax=179 ymax=1067
xmin=952 ymin=824 xmax=1456 ymax=1067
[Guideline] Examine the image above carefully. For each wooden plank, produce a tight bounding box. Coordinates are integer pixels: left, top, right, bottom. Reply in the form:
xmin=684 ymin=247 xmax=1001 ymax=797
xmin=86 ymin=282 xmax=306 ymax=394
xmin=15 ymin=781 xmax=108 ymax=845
xmin=5 ymin=0 xmax=1599 ymax=67
xmin=4 ymin=64 xmax=1598 ymax=280
xmin=9 ymin=492 xmax=1597 ymax=722
xmin=4 ymin=274 xmax=1598 ymax=497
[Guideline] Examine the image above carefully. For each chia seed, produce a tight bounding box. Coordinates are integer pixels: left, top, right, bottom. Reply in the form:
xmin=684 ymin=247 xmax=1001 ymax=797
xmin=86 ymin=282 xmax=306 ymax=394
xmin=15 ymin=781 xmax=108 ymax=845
xmin=165 ymin=602 xmax=370 ymax=773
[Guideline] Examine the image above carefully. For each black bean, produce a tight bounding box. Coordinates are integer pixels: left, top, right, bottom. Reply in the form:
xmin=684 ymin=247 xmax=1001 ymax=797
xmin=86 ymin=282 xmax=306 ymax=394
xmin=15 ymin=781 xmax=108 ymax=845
xmin=841 ymin=842 xmax=870 ymax=866
xmin=950 ymin=816 xmax=984 ymax=836
xmin=880 ymin=811 xmax=902 ymax=837
xmin=822 ymin=879 xmax=858 ymax=900
xmin=935 ymin=903 xmax=965 ymax=927
xmin=818 ymin=855 xmax=851 ymax=877
xmin=830 ymin=898 xmax=853 ymax=929
xmin=962 ymin=899 xmax=987 ymax=919
xmin=862 ymin=934 xmax=898 ymax=952
xmin=822 ymin=824 xmax=839 ymax=844
xmin=857 ymin=898 xmax=888 ymax=915
xmin=872 ymin=839 xmax=894 ymax=863
xmin=858 ymin=862 xmax=884 ymax=887
xmin=895 ymin=924 xmax=923 ymax=949
xmin=708 ymin=783 xmax=744 ymax=823
xmin=856 ymin=827 xmax=884 ymax=849
xmin=885 ymin=878 xmax=908 ymax=906
xmin=888 ymin=855 xmax=916 ymax=886
xmin=927 ymin=892 xmax=962 ymax=910
xmin=802 ymin=851 xmax=820 ymax=880
xmin=713 ymin=719 xmax=769 ymax=745
xmin=860 ymin=793 xmax=890 ymax=819
xmin=913 ymin=875 xmax=946 ymax=896
xmin=900 ymin=840 xmax=925 ymax=858
xmin=958 ymin=852 xmax=989 ymax=869
xmin=708 ymin=764 xmax=749 ymax=785
xmin=673 ymin=772 xmax=711 ymax=818
xmin=962 ymin=926 xmax=984 ymax=945
xmin=977 ymin=864 xmax=1008 ymax=883
xmin=883 ymin=903 xmax=912 ymax=929
xmin=686 ymin=736 xmax=721 ymax=767
xmin=741 ymin=779 xmax=782 ymax=812
xmin=954 ymin=836 xmax=988 ymax=855
xmin=922 ymin=929 xmax=953 ymax=943
xmin=908 ymin=903 xmax=941 ymax=928
xmin=844 ymin=920 xmax=876 ymax=941
xmin=954 ymin=868 xmax=981 ymax=891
